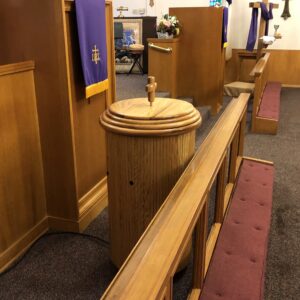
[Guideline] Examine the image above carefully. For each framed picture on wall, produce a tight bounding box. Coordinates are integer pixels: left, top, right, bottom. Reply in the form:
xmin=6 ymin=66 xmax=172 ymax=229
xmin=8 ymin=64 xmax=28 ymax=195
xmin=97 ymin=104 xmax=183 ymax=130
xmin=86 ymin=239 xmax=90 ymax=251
xmin=114 ymin=18 xmax=143 ymax=73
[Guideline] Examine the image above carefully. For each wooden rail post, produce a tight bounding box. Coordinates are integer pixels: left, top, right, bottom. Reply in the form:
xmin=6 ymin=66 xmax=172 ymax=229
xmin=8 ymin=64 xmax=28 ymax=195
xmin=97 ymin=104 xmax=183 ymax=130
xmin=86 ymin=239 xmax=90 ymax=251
xmin=192 ymin=195 xmax=209 ymax=293
xmin=238 ymin=114 xmax=247 ymax=157
xmin=229 ymin=129 xmax=240 ymax=183
xmin=215 ymin=158 xmax=227 ymax=223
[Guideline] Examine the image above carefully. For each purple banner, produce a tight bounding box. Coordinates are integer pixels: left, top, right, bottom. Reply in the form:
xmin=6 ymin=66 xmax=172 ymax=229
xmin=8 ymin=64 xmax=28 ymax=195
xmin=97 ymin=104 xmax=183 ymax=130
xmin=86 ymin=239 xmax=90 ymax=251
xmin=222 ymin=7 xmax=229 ymax=48
xmin=75 ymin=0 xmax=108 ymax=98
xmin=246 ymin=2 xmax=274 ymax=52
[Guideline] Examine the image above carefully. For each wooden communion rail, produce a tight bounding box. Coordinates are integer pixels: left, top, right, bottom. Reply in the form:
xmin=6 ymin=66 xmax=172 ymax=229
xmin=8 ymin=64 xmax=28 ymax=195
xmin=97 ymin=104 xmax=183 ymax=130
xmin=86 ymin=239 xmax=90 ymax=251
xmin=251 ymin=53 xmax=281 ymax=134
xmin=101 ymin=93 xmax=274 ymax=300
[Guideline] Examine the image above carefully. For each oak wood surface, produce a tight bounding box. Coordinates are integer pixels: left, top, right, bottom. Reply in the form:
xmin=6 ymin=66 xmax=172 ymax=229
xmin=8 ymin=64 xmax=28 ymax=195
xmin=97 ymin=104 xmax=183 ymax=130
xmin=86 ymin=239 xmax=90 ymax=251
xmin=64 ymin=1 xmax=115 ymax=200
xmin=0 ymin=1 xmax=115 ymax=269
xmin=101 ymin=98 xmax=202 ymax=136
xmin=169 ymin=7 xmax=225 ymax=114
xmin=0 ymin=62 xmax=47 ymax=269
xmin=101 ymin=93 xmax=250 ymax=299
xmin=106 ymin=131 xmax=196 ymax=267
xmin=225 ymin=49 xmax=300 ymax=85
xmin=148 ymin=38 xmax=179 ymax=98
xmin=0 ymin=0 xmax=114 ymax=231
xmin=249 ymin=2 xmax=279 ymax=9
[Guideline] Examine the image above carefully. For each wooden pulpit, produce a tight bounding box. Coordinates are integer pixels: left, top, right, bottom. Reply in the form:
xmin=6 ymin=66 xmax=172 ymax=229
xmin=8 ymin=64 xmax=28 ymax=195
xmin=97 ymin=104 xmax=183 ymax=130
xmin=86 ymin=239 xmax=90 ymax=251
xmin=148 ymin=8 xmax=225 ymax=115
xmin=0 ymin=0 xmax=115 ymax=270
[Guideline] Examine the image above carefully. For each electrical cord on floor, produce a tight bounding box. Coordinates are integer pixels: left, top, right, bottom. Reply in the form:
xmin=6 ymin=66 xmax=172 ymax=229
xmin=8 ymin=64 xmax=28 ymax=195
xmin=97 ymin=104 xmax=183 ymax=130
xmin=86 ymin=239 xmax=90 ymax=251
xmin=0 ymin=231 xmax=109 ymax=278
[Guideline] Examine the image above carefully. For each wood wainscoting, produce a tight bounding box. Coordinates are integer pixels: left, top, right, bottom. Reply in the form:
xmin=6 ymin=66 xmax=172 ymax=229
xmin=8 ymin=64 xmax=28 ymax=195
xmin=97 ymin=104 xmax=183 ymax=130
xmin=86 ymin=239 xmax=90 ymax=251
xmin=0 ymin=1 xmax=115 ymax=270
xmin=225 ymin=49 xmax=300 ymax=86
xmin=0 ymin=0 xmax=114 ymax=234
xmin=0 ymin=61 xmax=48 ymax=272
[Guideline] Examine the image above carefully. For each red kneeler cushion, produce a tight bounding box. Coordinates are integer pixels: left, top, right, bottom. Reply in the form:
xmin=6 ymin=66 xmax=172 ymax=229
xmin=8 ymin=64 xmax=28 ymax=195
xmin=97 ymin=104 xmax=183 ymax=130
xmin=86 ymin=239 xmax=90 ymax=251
xmin=258 ymin=82 xmax=281 ymax=120
xmin=200 ymin=159 xmax=274 ymax=300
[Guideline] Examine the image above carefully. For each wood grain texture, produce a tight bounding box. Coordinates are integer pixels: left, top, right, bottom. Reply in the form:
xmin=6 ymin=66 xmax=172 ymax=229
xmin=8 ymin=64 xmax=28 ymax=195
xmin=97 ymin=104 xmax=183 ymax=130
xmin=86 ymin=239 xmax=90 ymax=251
xmin=0 ymin=62 xmax=47 ymax=269
xmin=0 ymin=0 xmax=114 ymax=231
xmin=101 ymin=93 xmax=250 ymax=299
xmin=64 ymin=1 xmax=115 ymax=200
xmin=249 ymin=2 xmax=279 ymax=8
xmin=193 ymin=198 xmax=208 ymax=289
xmin=0 ymin=0 xmax=78 ymax=219
xmin=0 ymin=218 xmax=48 ymax=273
xmin=225 ymin=49 xmax=300 ymax=85
xmin=169 ymin=7 xmax=225 ymax=114
xmin=0 ymin=61 xmax=35 ymax=76
xmin=148 ymin=38 xmax=179 ymax=98
xmin=101 ymin=97 xmax=202 ymax=136
xmin=106 ymin=131 xmax=196 ymax=267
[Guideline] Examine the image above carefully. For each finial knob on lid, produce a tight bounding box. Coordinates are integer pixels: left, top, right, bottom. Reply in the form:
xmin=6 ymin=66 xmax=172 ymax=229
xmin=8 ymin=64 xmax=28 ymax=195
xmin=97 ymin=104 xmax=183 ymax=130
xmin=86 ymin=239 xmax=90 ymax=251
xmin=145 ymin=76 xmax=157 ymax=107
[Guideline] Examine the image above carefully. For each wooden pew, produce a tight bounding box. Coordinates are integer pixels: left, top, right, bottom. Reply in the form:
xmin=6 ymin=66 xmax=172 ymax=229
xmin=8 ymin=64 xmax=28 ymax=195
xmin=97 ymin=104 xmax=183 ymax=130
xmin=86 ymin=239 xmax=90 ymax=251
xmin=251 ymin=53 xmax=281 ymax=134
xmin=99 ymin=93 xmax=274 ymax=299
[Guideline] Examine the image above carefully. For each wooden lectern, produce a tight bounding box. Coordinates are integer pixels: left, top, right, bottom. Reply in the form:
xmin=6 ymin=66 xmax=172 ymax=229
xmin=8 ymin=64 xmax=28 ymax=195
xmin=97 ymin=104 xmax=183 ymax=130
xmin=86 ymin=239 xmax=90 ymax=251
xmin=148 ymin=8 xmax=225 ymax=115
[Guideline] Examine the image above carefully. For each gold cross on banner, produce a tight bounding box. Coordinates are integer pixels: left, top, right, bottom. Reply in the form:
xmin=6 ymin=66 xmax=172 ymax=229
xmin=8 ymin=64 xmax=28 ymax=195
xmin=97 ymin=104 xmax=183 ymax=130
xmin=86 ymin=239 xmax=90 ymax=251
xmin=92 ymin=45 xmax=101 ymax=64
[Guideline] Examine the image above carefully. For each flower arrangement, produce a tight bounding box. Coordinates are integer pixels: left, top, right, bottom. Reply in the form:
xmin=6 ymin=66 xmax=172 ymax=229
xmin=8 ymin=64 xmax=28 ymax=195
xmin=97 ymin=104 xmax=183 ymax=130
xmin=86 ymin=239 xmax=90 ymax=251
xmin=156 ymin=14 xmax=180 ymax=38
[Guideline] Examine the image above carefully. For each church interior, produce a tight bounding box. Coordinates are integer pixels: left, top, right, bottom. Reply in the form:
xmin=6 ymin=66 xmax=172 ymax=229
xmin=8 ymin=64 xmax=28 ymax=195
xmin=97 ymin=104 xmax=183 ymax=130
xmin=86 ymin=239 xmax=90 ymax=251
xmin=0 ymin=0 xmax=299 ymax=299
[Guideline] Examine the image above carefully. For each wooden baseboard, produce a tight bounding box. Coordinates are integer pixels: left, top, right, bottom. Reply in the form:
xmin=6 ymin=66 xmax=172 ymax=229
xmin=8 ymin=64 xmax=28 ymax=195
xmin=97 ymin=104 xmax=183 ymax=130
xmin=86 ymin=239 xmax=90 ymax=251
xmin=252 ymin=117 xmax=278 ymax=135
xmin=47 ymin=215 xmax=79 ymax=232
xmin=48 ymin=178 xmax=108 ymax=233
xmin=78 ymin=177 xmax=108 ymax=232
xmin=243 ymin=156 xmax=274 ymax=166
xmin=282 ymin=84 xmax=300 ymax=88
xmin=0 ymin=217 xmax=48 ymax=272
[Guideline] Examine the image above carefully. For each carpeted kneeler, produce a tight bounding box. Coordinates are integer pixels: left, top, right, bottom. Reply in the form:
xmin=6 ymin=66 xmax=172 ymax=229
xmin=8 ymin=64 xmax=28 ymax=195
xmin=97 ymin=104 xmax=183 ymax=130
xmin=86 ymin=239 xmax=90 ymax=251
xmin=258 ymin=82 xmax=281 ymax=120
xmin=200 ymin=159 xmax=274 ymax=300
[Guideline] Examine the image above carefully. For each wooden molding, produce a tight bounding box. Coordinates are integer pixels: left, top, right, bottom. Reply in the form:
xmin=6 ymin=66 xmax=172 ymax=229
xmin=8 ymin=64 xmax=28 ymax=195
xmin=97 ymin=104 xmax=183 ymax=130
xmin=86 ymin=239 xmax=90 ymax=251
xmin=48 ymin=216 xmax=79 ymax=232
xmin=78 ymin=178 xmax=108 ymax=232
xmin=205 ymin=223 xmax=221 ymax=273
xmin=250 ymin=53 xmax=270 ymax=77
xmin=78 ymin=177 xmax=107 ymax=215
xmin=252 ymin=116 xmax=278 ymax=135
xmin=0 ymin=217 xmax=48 ymax=272
xmin=282 ymin=84 xmax=300 ymax=88
xmin=48 ymin=179 xmax=108 ymax=232
xmin=0 ymin=61 xmax=34 ymax=76
xmin=243 ymin=156 xmax=274 ymax=166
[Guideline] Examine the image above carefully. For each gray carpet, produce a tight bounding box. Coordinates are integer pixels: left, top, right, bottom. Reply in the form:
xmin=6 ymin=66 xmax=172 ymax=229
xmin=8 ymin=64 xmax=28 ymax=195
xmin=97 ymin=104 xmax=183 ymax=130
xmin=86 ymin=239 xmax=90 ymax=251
xmin=0 ymin=77 xmax=299 ymax=299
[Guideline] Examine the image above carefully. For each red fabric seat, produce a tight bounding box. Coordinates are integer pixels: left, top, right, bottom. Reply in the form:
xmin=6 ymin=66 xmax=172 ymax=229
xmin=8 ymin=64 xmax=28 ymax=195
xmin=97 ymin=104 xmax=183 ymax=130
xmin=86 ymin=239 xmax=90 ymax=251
xmin=258 ymin=82 xmax=281 ymax=120
xmin=200 ymin=159 xmax=274 ymax=300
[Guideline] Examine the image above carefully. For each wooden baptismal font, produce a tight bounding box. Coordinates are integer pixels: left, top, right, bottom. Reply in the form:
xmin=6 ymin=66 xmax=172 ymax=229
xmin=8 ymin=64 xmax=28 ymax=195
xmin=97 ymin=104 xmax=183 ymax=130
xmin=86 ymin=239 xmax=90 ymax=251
xmin=100 ymin=77 xmax=202 ymax=268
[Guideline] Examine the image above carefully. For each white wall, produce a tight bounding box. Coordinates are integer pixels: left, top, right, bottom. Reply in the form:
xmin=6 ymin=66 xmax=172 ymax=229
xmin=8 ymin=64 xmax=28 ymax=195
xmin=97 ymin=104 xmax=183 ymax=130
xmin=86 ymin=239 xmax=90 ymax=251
xmin=112 ymin=0 xmax=300 ymax=50
xmin=229 ymin=0 xmax=300 ymax=50
xmin=112 ymin=0 xmax=155 ymax=17
xmin=112 ymin=0 xmax=224 ymax=18
xmin=155 ymin=0 xmax=211 ymax=17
